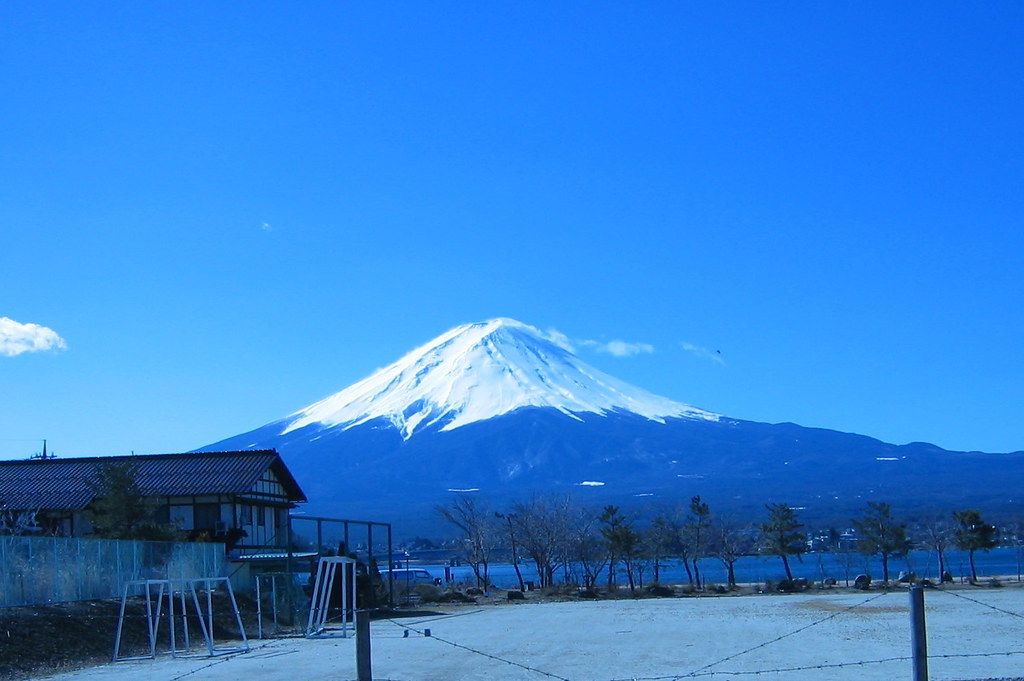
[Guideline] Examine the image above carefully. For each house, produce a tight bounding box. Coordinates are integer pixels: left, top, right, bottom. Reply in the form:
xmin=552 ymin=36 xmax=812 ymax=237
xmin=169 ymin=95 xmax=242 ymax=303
xmin=0 ymin=450 xmax=306 ymax=554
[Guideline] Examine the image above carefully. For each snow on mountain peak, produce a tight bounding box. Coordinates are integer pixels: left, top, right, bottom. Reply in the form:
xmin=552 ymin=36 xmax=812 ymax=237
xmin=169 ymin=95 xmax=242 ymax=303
xmin=282 ymin=318 xmax=718 ymax=439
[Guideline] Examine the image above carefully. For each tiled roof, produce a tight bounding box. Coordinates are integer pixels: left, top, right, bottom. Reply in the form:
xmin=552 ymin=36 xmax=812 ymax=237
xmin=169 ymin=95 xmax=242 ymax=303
xmin=0 ymin=450 xmax=307 ymax=511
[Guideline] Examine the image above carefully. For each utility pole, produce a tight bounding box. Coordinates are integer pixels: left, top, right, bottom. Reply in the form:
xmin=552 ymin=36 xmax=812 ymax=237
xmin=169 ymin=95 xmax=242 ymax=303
xmin=30 ymin=439 xmax=54 ymax=460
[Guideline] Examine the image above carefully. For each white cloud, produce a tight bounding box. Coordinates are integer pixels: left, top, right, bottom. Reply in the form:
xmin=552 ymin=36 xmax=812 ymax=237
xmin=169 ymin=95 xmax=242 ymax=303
xmin=0 ymin=317 xmax=67 ymax=357
xmin=542 ymin=327 xmax=575 ymax=352
xmin=581 ymin=339 xmax=655 ymax=357
xmin=681 ymin=342 xmax=725 ymax=365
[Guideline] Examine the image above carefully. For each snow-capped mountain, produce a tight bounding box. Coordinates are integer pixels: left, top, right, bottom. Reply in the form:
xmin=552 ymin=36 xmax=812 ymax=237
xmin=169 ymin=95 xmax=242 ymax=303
xmin=283 ymin=318 xmax=717 ymax=439
xmin=200 ymin=318 xmax=1024 ymax=536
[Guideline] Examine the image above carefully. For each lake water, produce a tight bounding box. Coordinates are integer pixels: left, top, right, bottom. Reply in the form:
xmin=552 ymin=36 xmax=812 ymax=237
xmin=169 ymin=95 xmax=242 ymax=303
xmin=411 ymin=546 xmax=1024 ymax=589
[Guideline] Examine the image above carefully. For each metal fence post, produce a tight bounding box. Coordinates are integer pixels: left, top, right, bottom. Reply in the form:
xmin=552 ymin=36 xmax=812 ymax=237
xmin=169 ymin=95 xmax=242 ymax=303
xmin=356 ymin=608 xmax=372 ymax=681
xmin=910 ymin=585 xmax=928 ymax=681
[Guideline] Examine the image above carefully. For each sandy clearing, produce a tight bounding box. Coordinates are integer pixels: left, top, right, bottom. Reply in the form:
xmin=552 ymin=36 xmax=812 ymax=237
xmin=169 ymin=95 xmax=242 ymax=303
xmin=40 ymin=588 xmax=1024 ymax=681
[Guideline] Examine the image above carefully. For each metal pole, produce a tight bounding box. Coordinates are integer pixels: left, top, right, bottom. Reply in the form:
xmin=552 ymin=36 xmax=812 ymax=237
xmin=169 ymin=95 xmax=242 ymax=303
xmin=271 ymin=575 xmax=279 ymax=634
xmin=387 ymin=523 xmax=394 ymax=604
xmin=256 ymin=575 xmax=263 ymax=639
xmin=356 ymin=608 xmax=372 ymax=681
xmin=367 ymin=523 xmax=374 ymax=564
xmin=910 ymin=585 xmax=928 ymax=681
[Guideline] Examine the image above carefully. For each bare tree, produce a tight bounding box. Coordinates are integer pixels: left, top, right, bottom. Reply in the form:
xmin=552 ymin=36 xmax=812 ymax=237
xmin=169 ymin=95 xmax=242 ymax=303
xmin=495 ymin=511 xmax=526 ymax=591
xmin=1007 ymin=523 xmax=1024 ymax=583
xmin=709 ymin=517 xmax=753 ymax=589
xmin=686 ymin=496 xmax=711 ymax=589
xmin=566 ymin=506 xmax=607 ymax=590
xmin=653 ymin=505 xmax=694 ymax=585
xmin=916 ymin=516 xmax=953 ymax=583
xmin=647 ymin=513 xmax=678 ymax=584
xmin=436 ymin=495 xmax=498 ymax=588
xmin=0 ymin=509 xmax=41 ymax=535
xmin=510 ymin=495 xmax=574 ymax=588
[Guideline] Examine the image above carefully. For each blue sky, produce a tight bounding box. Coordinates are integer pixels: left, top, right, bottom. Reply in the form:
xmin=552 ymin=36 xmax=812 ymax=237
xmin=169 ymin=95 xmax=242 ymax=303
xmin=2 ymin=2 xmax=1022 ymax=459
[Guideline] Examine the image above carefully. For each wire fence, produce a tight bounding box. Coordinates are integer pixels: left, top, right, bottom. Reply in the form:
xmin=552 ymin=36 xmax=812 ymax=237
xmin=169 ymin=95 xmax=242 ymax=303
xmin=0 ymin=534 xmax=225 ymax=606
xmin=6 ymin=567 xmax=1024 ymax=680
xmin=378 ymin=586 xmax=1024 ymax=681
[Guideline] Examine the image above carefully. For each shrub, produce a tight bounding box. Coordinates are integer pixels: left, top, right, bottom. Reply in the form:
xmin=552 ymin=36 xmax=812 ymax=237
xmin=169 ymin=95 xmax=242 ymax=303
xmin=413 ymin=584 xmax=441 ymax=603
xmin=436 ymin=590 xmax=476 ymax=603
xmin=776 ymin=578 xmax=810 ymax=593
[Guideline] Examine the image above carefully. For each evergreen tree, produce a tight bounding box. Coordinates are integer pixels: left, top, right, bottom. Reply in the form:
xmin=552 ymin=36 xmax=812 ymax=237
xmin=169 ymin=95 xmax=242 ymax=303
xmin=759 ymin=503 xmax=805 ymax=581
xmin=852 ymin=502 xmax=910 ymax=583
xmin=599 ymin=505 xmax=643 ymax=591
xmin=953 ymin=509 xmax=998 ymax=582
xmin=85 ymin=460 xmax=176 ymax=540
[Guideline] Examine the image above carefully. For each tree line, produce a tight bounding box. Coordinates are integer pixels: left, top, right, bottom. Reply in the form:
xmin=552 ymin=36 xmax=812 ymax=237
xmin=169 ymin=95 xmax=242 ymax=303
xmin=436 ymin=495 xmax=1006 ymax=591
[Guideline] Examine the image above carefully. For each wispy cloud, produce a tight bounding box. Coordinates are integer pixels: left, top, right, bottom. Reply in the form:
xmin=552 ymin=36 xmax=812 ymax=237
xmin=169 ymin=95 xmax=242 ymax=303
xmin=582 ymin=339 xmax=655 ymax=357
xmin=542 ymin=327 xmax=575 ymax=352
xmin=0 ymin=317 xmax=67 ymax=357
xmin=681 ymin=342 xmax=725 ymax=365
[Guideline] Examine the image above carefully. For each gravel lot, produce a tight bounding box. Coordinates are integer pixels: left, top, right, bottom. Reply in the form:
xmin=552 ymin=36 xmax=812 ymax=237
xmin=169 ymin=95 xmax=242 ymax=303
xmin=38 ymin=586 xmax=1024 ymax=681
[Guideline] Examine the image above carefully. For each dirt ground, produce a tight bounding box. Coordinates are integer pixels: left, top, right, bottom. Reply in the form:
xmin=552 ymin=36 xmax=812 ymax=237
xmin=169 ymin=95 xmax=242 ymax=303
xmin=5 ymin=582 xmax=1024 ymax=681
xmin=0 ymin=584 xmax=728 ymax=680
xmin=0 ymin=592 xmax=256 ymax=681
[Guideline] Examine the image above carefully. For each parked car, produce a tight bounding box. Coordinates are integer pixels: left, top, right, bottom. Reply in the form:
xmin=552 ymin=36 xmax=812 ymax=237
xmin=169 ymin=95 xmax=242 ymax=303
xmin=379 ymin=568 xmax=439 ymax=604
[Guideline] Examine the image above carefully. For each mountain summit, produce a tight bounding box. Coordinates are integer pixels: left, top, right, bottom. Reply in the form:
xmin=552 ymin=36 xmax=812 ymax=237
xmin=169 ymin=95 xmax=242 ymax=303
xmin=283 ymin=318 xmax=717 ymax=440
xmin=201 ymin=319 xmax=1024 ymax=534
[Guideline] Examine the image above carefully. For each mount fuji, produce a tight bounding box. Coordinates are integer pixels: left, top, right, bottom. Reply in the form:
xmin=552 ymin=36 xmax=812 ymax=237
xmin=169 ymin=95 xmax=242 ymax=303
xmin=200 ymin=318 xmax=1024 ymax=534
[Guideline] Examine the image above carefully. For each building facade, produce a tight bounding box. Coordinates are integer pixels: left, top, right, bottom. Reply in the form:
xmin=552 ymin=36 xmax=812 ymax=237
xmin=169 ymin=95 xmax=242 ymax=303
xmin=0 ymin=450 xmax=306 ymax=554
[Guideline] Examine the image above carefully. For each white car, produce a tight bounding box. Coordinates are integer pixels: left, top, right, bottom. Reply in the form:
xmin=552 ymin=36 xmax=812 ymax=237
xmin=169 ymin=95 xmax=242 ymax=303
xmin=380 ymin=568 xmax=439 ymax=603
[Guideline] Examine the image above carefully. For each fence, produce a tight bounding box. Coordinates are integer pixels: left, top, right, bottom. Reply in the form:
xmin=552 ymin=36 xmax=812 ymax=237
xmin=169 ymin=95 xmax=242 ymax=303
xmin=0 ymin=535 xmax=225 ymax=607
xmin=371 ymin=585 xmax=1024 ymax=680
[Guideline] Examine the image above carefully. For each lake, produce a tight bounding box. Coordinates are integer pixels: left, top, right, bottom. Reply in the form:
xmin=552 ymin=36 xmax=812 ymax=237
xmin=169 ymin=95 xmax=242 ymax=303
xmin=409 ymin=546 xmax=1024 ymax=589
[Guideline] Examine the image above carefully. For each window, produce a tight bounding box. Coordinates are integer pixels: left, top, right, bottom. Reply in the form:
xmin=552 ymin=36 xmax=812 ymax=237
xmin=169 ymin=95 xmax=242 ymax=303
xmin=194 ymin=503 xmax=220 ymax=531
xmin=169 ymin=505 xmax=194 ymax=530
xmin=276 ymin=508 xmax=289 ymax=532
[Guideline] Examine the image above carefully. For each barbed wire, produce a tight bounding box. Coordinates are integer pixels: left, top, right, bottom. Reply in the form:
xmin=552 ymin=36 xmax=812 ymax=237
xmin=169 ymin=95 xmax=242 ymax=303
xmin=605 ymin=650 xmax=1024 ymax=681
xmin=931 ymin=587 xmax=1024 ymax=620
xmin=15 ymin=585 xmax=1024 ymax=681
xmin=166 ymin=638 xmax=282 ymax=681
xmin=386 ymin=617 xmax=573 ymax=681
xmin=607 ymin=655 xmax=912 ymax=680
xmin=670 ymin=590 xmax=892 ymax=678
xmin=380 ymin=592 xmax=899 ymax=681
